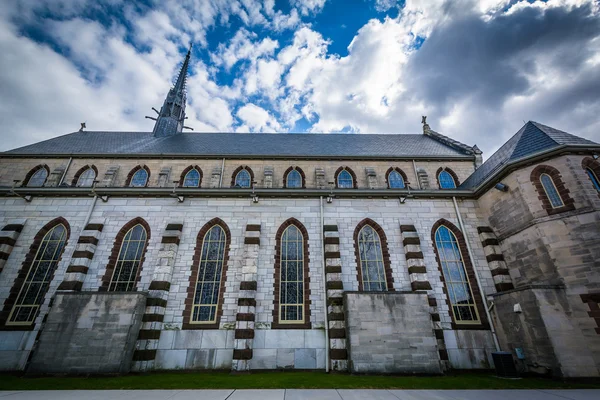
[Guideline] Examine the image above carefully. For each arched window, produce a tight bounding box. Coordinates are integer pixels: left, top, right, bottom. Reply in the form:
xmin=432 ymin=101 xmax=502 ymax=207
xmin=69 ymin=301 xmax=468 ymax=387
xmin=386 ymin=168 xmax=407 ymax=189
xmin=356 ymin=225 xmax=388 ymax=291
xmin=284 ymin=167 xmax=304 ymax=188
xmin=76 ymin=167 xmax=96 ymax=187
xmin=234 ymin=169 xmax=251 ymax=188
xmin=130 ymin=169 xmax=148 ymax=187
xmin=25 ymin=166 xmax=49 ymax=187
xmin=434 ymin=225 xmax=480 ymax=324
xmin=582 ymin=157 xmax=600 ymax=196
xmin=183 ymin=218 xmax=231 ymax=329
xmin=4 ymin=218 xmax=69 ymax=326
xmin=336 ymin=167 xmax=356 ymax=188
xmin=586 ymin=168 xmax=600 ymax=192
xmin=104 ymin=221 xmax=149 ymax=292
xmin=273 ymin=219 xmax=311 ymax=328
xmin=182 ymin=168 xmax=201 ymax=187
xmin=530 ymin=165 xmax=574 ymax=215
xmin=438 ymin=170 xmax=456 ymax=189
xmin=540 ymin=173 xmax=564 ymax=208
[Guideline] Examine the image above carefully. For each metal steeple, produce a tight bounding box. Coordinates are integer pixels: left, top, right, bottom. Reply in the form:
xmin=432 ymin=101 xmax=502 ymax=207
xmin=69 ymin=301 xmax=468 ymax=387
xmin=146 ymin=44 xmax=193 ymax=137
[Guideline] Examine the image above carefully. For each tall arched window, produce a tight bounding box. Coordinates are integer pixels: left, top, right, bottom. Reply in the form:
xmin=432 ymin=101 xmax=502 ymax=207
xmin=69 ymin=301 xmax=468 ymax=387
xmin=234 ymin=168 xmax=251 ymax=188
xmin=582 ymin=157 xmax=600 ymax=195
xmin=182 ymin=168 xmax=201 ymax=187
xmin=126 ymin=166 xmax=150 ymax=187
xmin=356 ymin=225 xmax=387 ymax=291
xmin=438 ymin=170 xmax=456 ymax=189
xmin=586 ymin=168 xmax=600 ymax=192
xmin=284 ymin=167 xmax=304 ymax=188
xmin=25 ymin=166 xmax=49 ymax=187
xmin=336 ymin=167 xmax=356 ymax=188
xmin=103 ymin=221 xmax=149 ymax=292
xmin=433 ymin=223 xmax=480 ymax=324
xmin=386 ymin=168 xmax=407 ymax=189
xmin=273 ymin=219 xmax=311 ymax=328
xmin=540 ymin=173 xmax=564 ymax=208
xmin=76 ymin=167 xmax=96 ymax=187
xmin=3 ymin=218 xmax=69 ymax=326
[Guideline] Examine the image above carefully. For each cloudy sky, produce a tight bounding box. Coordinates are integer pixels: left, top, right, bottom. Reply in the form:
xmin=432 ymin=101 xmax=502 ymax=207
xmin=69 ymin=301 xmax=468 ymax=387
xmin=1 ymin=0 xmax=599 ymax=157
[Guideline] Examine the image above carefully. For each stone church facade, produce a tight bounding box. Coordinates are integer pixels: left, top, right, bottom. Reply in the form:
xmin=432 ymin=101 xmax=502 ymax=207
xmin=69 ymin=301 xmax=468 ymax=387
xmin=1 ymin=50 xmax=599 ymax=377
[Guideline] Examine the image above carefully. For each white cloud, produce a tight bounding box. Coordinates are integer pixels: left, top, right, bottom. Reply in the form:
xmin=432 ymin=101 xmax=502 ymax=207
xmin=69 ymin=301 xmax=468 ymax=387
xmin=236 ymin=103 xmax=281 ymax=132
xmin=291 ymin=0 xmax=327 ymax=16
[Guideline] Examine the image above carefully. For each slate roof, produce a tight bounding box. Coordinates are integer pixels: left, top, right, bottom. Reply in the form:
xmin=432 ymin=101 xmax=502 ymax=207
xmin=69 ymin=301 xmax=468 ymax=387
xmin=460 ymin=121 xmax=599 ymax=189
xmin=3 ymin=131 xmax=473 ymax=158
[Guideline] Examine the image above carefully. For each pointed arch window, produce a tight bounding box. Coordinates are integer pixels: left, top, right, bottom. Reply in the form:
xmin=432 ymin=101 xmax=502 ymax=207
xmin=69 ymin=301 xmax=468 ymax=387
xmin=336 ymin=168 xmax=355 ymax=188
xmin=76 ymin=167 xmax=96 ymax=187
xmin=386 ymin=168 xmax=407 ymax=189
xmin=26 ymin=166 xmax=49 ymax=187
xmin=107 ymin=223 xmax=148 ymax=291
xmin=5 ymin=220 xmax=69 ymax=326
xmin=285 ymin=167 xmax=304 ymax=188
xmin=434 ymin=225 xmax=480 ymax=324
xmin=183 ymin=168 xmax=201 ymax=187
xmin=530 ymin=165 xmax=574 ymax=215
xmin=540 ymin=173 xmax=564 ymax=208
xmin=586 ymin=168 xmax=600 ymax=192
xmin=438 ymin=170 xmax=456 ymax=189
xmin=130 ymin=169 xmax=148 ymax=187
xmin=356 ymin=225 xmax=388 ymax=291
xmin=234 ymin=169 xmax=251 ymax=188
xmin=582 ymin=157 xmax=600 ymax=196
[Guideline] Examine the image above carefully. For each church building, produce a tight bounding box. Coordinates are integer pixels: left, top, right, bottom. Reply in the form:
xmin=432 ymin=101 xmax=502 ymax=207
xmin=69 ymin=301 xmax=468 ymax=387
xmin=1 ymin=49 xmax=599 ymax=377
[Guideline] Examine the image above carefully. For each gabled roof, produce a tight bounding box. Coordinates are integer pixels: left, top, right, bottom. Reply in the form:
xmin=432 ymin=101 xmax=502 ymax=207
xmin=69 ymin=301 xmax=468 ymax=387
xmin=2 ymin=131 xmax=474 ymax=159
xmin=460 ymin=121 xmax=599 ymax=189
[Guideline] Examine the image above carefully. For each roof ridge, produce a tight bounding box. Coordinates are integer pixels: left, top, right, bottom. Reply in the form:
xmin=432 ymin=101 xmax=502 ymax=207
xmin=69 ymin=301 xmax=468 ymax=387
xmin=422 ymin=126 xmax=476 ymax=155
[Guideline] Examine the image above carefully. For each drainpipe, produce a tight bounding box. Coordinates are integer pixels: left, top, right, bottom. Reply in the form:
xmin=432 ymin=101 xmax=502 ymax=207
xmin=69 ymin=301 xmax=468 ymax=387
xmin=412 ymin=160 xmax=421 ymax=189
xmin=320 ymin=196 xmax=330 ymax=372
xmin=219 ymin=158 xmax=225 ymax=188
xmin=83 ymin=194 xmax=98 ymax=229
xmin=452 ymin=196 xmax=501 ymax=352
xmin=58 ymin=157 xmax=73 ymax=186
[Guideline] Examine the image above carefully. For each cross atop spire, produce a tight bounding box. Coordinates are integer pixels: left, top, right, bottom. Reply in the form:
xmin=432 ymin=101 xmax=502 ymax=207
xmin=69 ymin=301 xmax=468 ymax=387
xmin=147 ymin=44 xmax=194 ymax=137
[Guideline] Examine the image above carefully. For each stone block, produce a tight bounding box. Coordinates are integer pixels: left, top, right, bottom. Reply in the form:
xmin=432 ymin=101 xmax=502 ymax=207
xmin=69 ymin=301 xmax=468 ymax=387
xmin=294 ymin=348 xmax=317 ymax=369
xmin=155 ymin=349 xmax=187 ymax=370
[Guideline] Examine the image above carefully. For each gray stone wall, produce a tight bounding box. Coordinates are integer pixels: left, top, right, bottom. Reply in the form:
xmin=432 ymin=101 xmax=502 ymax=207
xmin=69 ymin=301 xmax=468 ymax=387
xmin=344 ymin=292 xmax=441 ymax=374
xmin=28 ymin=292 xmax=146 ymax=374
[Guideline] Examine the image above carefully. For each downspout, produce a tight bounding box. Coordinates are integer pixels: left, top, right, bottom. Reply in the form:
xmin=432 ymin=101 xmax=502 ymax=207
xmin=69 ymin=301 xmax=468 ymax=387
xmin=219 ymin=158 xmax=225 ymax=188
xmin=320 ymin=196 xmax=330 ymax=372
xmin=58 ymin=157 xmax=73 ymax=186
xmin=452 ymin=196 xmax=501 ymax=352
xmin=83 ymin=195 xmax=98 ymax=229
xmin=412 ymin=160 xmax=421 ymax=189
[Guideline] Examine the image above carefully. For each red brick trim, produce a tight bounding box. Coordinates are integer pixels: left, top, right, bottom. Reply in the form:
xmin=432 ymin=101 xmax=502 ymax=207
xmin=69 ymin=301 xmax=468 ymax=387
xmin=272 ymin=218 xmax=312 ymax=329
xmin=179 ymin=165 xmax=203 ymax=188
xmin=431 ymin=218 xmax=489 ymax=330
xmin=231 ymin=166 xmax=254 ymax=188
xmin=334 ymin=166 xmax=358 ymax=189
xmin=530 ymin=164 xmax=575 ymax=215
xmin=582 ymin=157 xmax=600 ymax=199
xmin=0 ymin=217 xmax=71 ymax=329
xmin=385 ymin=167 xmax=408 ymax=188
xmin=581 ymin=293 xmax=600 ymax=335
xmin=353 ymin=218 xmax=395 ymax=292
xmin=99 ymin=217 xmax=151 ymax=291
xmin=22 ymin=164 xmax=50 ymax=187
xmin=282 ymin=166 xmax=307 ymax=188
xmin=182 ymin=218 xmax=231 ymax=330
xmin=125 ymin=165 xmax=151 ymax=187
xmin=436 ymin=167 xmax=460 ymax=188
xmin=71 ymin=165 xmax=98 ymax=186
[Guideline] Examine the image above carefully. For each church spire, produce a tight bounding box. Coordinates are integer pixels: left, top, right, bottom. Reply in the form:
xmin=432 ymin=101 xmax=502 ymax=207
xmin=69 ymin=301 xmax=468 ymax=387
xmin=147 ymin=45 xmax=193 ymax=137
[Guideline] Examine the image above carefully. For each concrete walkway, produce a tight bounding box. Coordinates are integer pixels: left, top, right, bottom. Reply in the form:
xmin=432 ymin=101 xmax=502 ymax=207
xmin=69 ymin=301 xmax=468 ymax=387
xmin=0 ymin=390 xmax=599 ymax=399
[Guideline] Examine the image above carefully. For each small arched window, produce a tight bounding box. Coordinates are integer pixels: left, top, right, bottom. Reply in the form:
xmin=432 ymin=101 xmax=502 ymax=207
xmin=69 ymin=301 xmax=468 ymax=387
xmin=438 ymin=170 xmax=456 ymax=189
xmin=107 ymin=224 xmax=148 ymax=291
xmin=76 ymin=167 xmax=96 ymax=187
xmin=6 ymin=220 xmax=69 ymax=325
xmin=235 ymin=169 xmax=251 ymax=188
xmin=183 ymin=168 xmax=201 ymax=187
xmin=190 ymin=224 xmax=227 ymax=324
xmin=388 ymin=170 xmax=405 ymax=189
xmin=26 ymin=167 xmax=48 ymax=187
xmin=356 ymin=225 xmax=387 ymax=291
xmin=286 ymin=169 xmax=302 ymax=188
xmin=540 ymin=173 xmax=564 ymax=208
xmin=337 ymin=170 xmax=353 ymax=188
xmin=434 ymin=225 xmax=479 ymax=324
xmin=586 ymin=168 xmax=600 ymax=192
xmin=130 ymin=168 xmax=149 ymax=187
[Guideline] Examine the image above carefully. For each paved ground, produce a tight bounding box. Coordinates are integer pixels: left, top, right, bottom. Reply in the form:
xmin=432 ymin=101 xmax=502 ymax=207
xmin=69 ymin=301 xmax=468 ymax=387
xmin=1 ymin=390 xmax=599 ymax=399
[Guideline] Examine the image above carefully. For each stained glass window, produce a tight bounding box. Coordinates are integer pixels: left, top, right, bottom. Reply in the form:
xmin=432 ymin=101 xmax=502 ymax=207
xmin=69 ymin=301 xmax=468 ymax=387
xmin=286 ymin=169 xmax=302 ymax=188
xmin=235 ymin=169 xmax=251 ymax=188
xmin=586 ymin=168 xmax=600 ymax=192
xmin=540 ymin=173 xmax=564 ymax=208
xmin=337 ymin=170 xmax=353 ymax=188
xmin=130 ymin=168 xmax=148 ymax=187
xmin=77 ymin=167 xmax=96 ymax=187
xmin=435 ymin=225 xmax=479 ymax=324
xmin=191 ymin=225 xmax=226 ymax=323
xmin=279 ymin=225 xmax=304 ymax=322
xmin=27 ymin=168 xmax=48 ymax=187
xmin=7 ymin=223 xmax=67 ymax=325
xmin=108 ymin=224 xmax=147 ymax=291
xmin=388 ymin=170 xmax=405 ymax=188
xmin=183 ymin=168 xmax=200 ymax=187
xmin=438 ymin=170 xmax=456 ymax=189
xmin=357 ymin=225 xmax=387 ymax=291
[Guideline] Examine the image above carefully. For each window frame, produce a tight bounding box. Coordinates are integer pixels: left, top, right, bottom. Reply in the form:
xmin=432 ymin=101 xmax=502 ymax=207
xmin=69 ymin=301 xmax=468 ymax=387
xmin=72 ymin=165 xmax=98 ymax=187
xmin=24 ymin=165 xmax=49 ymax=187
xmin=335 ymin=166 xmax=357 ymax=189
xmin=385 ymin=167 xmax=407 ymax=189
xmin=540 ymin=173 xmax=564 ymax=208
xmin=231 ymin=166 xmax=254 ymax=188
xmin=283 ymin=166 xmax=305 ymax=189
xmin=582 ymin=157 xmax=600 ymax=198
xmin=437 ymin=168 xmax=458 ymax=189
xmin=530 ymin=164 xmax=575 ymax=215
xmin=180 ymin=165 xmax=202 ymax=188
xmin=352 ymin=218 xmax=394 ymax=292
xmin=126 ymin=165 xmax=150 ymax=187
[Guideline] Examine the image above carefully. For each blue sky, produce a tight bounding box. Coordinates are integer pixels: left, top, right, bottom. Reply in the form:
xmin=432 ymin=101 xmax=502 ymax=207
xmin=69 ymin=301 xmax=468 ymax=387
xmin=1 ymin=0 xmax=599 ymax=156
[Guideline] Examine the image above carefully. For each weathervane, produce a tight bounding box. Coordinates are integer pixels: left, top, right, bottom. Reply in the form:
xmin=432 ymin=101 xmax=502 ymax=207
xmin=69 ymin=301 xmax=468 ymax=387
xmin=79 ymin=122 xmax=86 ymax=132
xmin=421 ymin=116 xmax=427 ymax=125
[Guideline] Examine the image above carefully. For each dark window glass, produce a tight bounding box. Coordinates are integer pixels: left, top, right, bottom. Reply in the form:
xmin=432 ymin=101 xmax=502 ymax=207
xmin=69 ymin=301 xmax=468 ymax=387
xmin=235 ymin=169 xmax=251 ymax=188
xmin=108 ymin=224 xmax=147 ymax=291
xmin=28 ymin=168 xmax=48 ymax=187
xmin=287 ymin=169 xmax=302 ymax=188
xmin=357 ymin=225 xmax=387 ymax=291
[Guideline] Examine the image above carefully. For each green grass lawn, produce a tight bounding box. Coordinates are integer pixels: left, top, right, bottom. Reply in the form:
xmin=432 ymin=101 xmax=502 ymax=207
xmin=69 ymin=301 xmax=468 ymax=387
xmin=1 ymin=371 xmax=599 ymax=390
